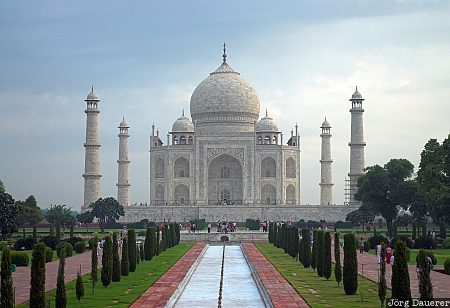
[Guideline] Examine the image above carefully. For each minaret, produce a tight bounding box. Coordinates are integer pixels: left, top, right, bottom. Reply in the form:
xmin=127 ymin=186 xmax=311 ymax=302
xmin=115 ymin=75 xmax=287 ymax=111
xmin=348 ymin=87 xmax=366 ymax=204
xmin=117 ymin=117 xmax=131 ymax=206
xmin=320 ymin=118 xmax=333 ymax=205
xmin=82 ymin=87 xmax=101 ymax=208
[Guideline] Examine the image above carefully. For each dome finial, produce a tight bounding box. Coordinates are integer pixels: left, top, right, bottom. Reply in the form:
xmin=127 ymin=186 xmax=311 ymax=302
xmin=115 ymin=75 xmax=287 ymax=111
xmin=182 ymin=108 xmax=184 ymax=116
xmin=266 ymin=108 xmax=268 ymax=117
xmin=356 ymin=85 xmax=358 ymax=91
xmin=223 ymin=43 xmax=227 ymax=62
xmin=122 ymin=116 xmax=125 ymax=121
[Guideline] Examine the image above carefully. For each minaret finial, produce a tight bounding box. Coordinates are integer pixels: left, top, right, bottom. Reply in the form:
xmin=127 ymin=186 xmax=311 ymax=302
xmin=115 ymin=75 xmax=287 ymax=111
xmin=91 ymin=86 xmax=94 ymax=92
xmin=356 ymin=85 xmax=358 ymax=91
xmin=122 ymin=116 xmax=125 ymax=121
xmin=266 ymin=108 xmax=268 ymax=117
xmin=223 ymin=43 xmax=227 ymax=62
xmin=182 ymin=108 xmax=184 ymax=116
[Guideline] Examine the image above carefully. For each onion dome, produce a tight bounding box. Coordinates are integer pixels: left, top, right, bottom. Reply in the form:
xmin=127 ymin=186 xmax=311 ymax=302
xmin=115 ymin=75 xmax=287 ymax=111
xmin=171 ymin=110 xmax=194 ymax=133
xmin=321 ymin=117 xmax=331 ymax=128
xmin=119 ymin=117 xmax=129 ymax=128
xmin=350 ymin=86 xmax=364 ymax=100
xmin=256 ymin=110 xmax=279 ymax=132
xmin=86 ymin=87 xmax=99 ymax=101
xmin=190 ymin=44 xmax=260 ymax=128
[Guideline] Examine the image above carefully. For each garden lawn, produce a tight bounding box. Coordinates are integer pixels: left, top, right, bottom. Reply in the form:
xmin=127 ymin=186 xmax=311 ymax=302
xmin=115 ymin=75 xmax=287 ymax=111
xmin=256 ymin=243 xmax=390 ymax=308
xmin=368 ymin=248 xmax=450 ymax=266
xmin=16 ymin=243 xmax=193 ymax=308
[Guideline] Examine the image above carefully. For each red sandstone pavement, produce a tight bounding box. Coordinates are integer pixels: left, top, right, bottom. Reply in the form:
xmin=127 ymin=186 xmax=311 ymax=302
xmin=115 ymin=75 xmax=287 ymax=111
xmin=12 ymin=251 xmax=102 ymax=305
xmin=131 ymin=242 xmax=207 ymax=308
xmin=332 ymin=245 xmax=450 ymax=298
xmin=242 ymin=243 xmax=310 ymax=308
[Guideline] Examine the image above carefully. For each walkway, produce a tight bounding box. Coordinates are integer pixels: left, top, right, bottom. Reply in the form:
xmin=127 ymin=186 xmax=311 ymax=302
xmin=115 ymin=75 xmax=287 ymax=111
xmin=242 ymin=243 xmax=310 ymax=308
xmin=131 ymin=242 xmax=206 ymax=308
xmin=12 ymin=251 xmax=101 ymax=305
xmin=332 ymin=245 xmax=449 ymax=298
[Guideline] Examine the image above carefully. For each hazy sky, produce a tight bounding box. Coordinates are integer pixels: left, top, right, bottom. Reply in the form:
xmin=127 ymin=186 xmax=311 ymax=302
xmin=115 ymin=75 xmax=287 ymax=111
xmin=1 ymin=0 xmax=449 ymax=211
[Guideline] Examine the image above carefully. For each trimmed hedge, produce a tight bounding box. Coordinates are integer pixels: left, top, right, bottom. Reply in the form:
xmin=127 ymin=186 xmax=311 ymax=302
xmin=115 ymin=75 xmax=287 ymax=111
xmin=11 ymin=251 xmax=29 ymax=266
xmin=367 ymin=234 xmax=389 ymax=249
xmin=245 ymin=219 xmax=261 ymax=230
xmin=40 ymin=235 xmax=60 ymax=250
xmin=65 ymin=236 xmax=83 ymax=247
xmin=45 ymin=247 xmax=54 ymax=263
xmin=343 ymin=233 xmax=358 ymax=295
xmin=416 ymin=251 xmax=437 ymax=266
xmin=444 ymin=258 xmax=450 ymax=275
xmin=0 ymin=241 xmax=8 ymax=251
xmin=391 ymin=236 xmax=413 ymax=249
xmin=13 ymin=237 xmax=35 ymax=250
xmin=414 ymin=236 xmax=436 ymax=249
xmin=74 ymin=241 xmax=86 ymax=253
xmin=56 ymin=242 xmax=73 ymax=257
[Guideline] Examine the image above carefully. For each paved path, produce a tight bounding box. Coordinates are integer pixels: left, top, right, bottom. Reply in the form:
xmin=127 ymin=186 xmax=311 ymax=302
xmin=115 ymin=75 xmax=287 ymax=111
xmin=12 ymin=251 xmax=101 ymax=305
xmin=332 ymin=245 xmax=449 ymax=298
xmin=131 ymin=242 xmax=206 ymax=308
xmin=242 ymin=243 xmax=310 ymax=308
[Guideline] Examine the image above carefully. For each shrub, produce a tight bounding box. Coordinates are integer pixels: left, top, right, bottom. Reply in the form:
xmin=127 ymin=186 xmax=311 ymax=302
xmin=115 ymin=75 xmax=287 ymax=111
xmin=74 ymin=241 xmax=86 ymax=253
xmin=76 ymin=270 xmax=85 ymax=302
xmin=65 ymin=236 xmax=83 ymax=247
xmin=334 ymin=221 xmax=352 ymax=229
xmin=144 ymin=228 xmax=154 ymax=260
xmin=0 ymin=241 xmax=8 ymax=251
xmin=13 ymin=237 xmax=35 ymax=250
xmin=138 ymin=230 xmax=146 ymax=236
xmin=444 ymin=258 xmax=450 ymax=275
xmin=367 ymin=234 xmax=389 ymax=249
xmin=391 ymin=241 xmax=411 ymax=301
xmin=405 ymin=247 xmax=411 ymax=262
xmin=11 ymin=251 xmax=29 ymax=266
xmin=45 ymin=247 xmax=54 ymax=263
xmin=245 ymin=219 xmax=261 ymax=230
xmin=192 ymin=218 xmax=206 ymax=230
xmin=444 ymin=238 xmax=450 ymax=249
xmin=343 ymin=233 xmax=358 ymax=295
xmin=323 ymin=232 xmax=332 ymax=280
xmin=1 ymin=247 xmax=14 ymax=308
xmin=416 ymin=251 xmax=437 ymax=266
xmin=121 ymin=237 xmax=129 ymax=277
xmin=40 ymin=235 xmax=60 ymax=250
xmin=112 ymin=233 xmax=121 ymax=282
xmin=128 ymin=230 xmax=137 ymax=272
xmin=30 ymin=243 xmax=46 ymax=307
xmin=316 ymin=230 xmax=324 ymax=277
xmin=91 ymin=239 xmax=98 ymax=292
xmin=56 ymin=242 xmax=73 ymax=257
xmin=101 ymin=235 xmax=113 ymax=287
xmin=391 ymin=235 xmax=413 ymax=249
xmin=363 ymin=241 xmax=370 ymax=252
xmin=301 ymin=228 xmax=311 ymax=268
xmin=417 ymin=249 xmax=433 ymax=300
xmin=55 ymin=248 xmax=67 ymax=308
xmin=334 ymin=233 xmax=342 ymax=287
xmin=311 ymin=230 xmax=318 ymax=270
xmin=414 ymin=236 xmax=436 ymax=249
xmin=379 ymin=243 xmax=387 ymax=307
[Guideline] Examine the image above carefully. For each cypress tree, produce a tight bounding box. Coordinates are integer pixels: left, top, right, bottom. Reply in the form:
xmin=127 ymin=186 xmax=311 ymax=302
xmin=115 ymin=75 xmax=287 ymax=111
xmin=175 ymin=222 xmax=181 ymax=244
xmin=156 ymin=227 xmax=160 ymax=255
xmin=268 ymin=223 xmax=273 ymax=243
xmin=412 ymin=221 xmax=417 ymax=240
xmin=163 ymin=225 xmax=170 ymax=249
xmin=139 ymin=242 xmax=145 ymax=261
xmin=334 ymin=232 xmax=342 ymax=287
xmin=298 ymin=238 xmax=304 ymax=265
xmin=160 ymin=226 xmax=166 ymax=252
xmin=30 ymin=242 xmax=46 ymax=308
xmin=273 ymin=224 xmax=278 ymax=247
xmin=121 ymin=237 xmax=129 ymax=276
xmin=417 ymin=249 xmax=433 ymax=300
xmin=144 ymin=227 xmax=152 ymax=260
xmin=136 ymin=245 xmax=140 ymax=265
xmin=55 ymin=248 xmax=67 ymax=308
xmin=323 ymin=232 xmax=332 ymax=280
xmin=112 ymin=233 xmax=121 ymax=282
xmin=316 ymin=230 xmax=324 ymax=277
xmin=128 ymin=229 xmax=137 ymax=272
xmin=311 ymin=230 xmax=318 ymax=271
xmin=391 ymin=240 xmax=411 ymax=301
xmin=291 ymin=227 xmax=299 ymax=258
xmin=302 ymin=228 xmax=311 ymax=268
xmin=379 ymin=243 xmax=387 ymax=307
xmin=75 ymin=270 xmax=84 ymax=302
xmin=343 ymin=233 xmax=358 ymax=295
xmin=1 ymin=247 xmax=14 ymax=308
xmin=171 ymin=223 xmax=177 ymax=247
xmin=33 ymin=226 xmax=38 ymax=243
xmin=91 ymin=239 xmax=98 ymax=293
xmin=283 ymin=224 xmax=288 ymax=253
xmin=101 ymin=235 xmax=113 ymax=287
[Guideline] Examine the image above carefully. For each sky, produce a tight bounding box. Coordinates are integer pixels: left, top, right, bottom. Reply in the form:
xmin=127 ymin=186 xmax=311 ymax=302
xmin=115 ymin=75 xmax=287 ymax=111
xmin=1 ymin=0 xmax=450 ymax=211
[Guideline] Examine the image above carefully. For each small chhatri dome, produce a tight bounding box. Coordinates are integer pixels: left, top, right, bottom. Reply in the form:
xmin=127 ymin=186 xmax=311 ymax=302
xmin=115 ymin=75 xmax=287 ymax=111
xmin=321 ymin=117 xmax=331 ymax=128
xmin=256 ymin=110 xmax=279 ymax=132
xmin=119 ymin=117 xmax=129 ymax=128
xmin=86 ymin=86 xmax=99 ymax=101
xmin=171 ymin=111 xmax=194 ymax=133
xmin=350 ymin=86 xmax=364 ymax=100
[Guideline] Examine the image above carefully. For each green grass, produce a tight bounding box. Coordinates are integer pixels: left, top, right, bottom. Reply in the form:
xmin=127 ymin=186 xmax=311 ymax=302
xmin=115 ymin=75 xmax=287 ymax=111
xmin=256 ymin=243 xmax=390 ymax=308
xmin=16 ymin=243 xmax=193 ymax=308
xmin=368 ymin=248 xmax=450 ymax=266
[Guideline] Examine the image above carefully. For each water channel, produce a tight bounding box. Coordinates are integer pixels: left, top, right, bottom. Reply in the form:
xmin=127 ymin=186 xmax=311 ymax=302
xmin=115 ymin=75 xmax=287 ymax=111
xmin=167 ymin=244 xmax=270 ymax=307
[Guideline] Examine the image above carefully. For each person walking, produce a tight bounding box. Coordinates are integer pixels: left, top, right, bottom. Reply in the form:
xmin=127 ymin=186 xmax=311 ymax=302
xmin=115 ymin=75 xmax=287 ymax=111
xmin=207 ymin=223 xmax=211 ymax=233
xmin=386 ymin=246 xmax=392 ymax=264
xmin=376 ymin=242 xmax=382 ymax=264
xmin=359 ymin=237 xmax=364 ymax=254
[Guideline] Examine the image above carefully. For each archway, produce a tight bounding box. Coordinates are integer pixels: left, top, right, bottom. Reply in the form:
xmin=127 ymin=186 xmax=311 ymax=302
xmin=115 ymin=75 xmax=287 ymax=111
xmin=155 ymin=158 xmax=165 ymax=178
xmin=286 ymin=184 xmax=296 ymax=204
xmin=261 ymin=184 xmax=276 ymax=205
xmin=174 ymin=184 xmax=189 ymax=205
xmin=155 ymin=185 xmax=164 ymax=205
xmin=261 ymin=157 xmax=276 ymax=177
xmin=174 ymin=157 xmax=189 ymax=178
xmin=208 ymin=154 xmax=242 ymax=205
xmin=286 ymin=157 xmax=296 ymax=178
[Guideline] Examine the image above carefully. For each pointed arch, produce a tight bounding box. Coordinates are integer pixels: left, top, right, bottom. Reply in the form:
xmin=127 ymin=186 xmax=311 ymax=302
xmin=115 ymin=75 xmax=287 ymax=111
xmin=155 ymin=185 xmax=164 ymax=204
xmin=261 ymin=184 xmax=276 ymax=205
xmin=286 ymin=157 xmax=296 ymax=178
xmin=261 ymin=157 xmax=276 ymax=177
xmin=155 ymin=158 xmax=165 ymax=178
xmin=174 ymin=184 xmax=189 ymax=205
xmin=286 ymin=184 xmax=296 ymax=204
xmin=174 ymin=157 xmax=189 ymax=178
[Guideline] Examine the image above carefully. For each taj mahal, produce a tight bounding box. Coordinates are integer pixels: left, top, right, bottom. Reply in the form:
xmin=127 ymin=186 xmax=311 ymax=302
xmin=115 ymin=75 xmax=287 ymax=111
xmin=81 ymin=45 xmax=363 ymax=223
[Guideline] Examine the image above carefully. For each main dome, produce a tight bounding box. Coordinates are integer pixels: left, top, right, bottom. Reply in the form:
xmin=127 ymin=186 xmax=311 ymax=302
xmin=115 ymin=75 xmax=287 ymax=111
xmin=190 ymin=60 xmax=260 ymax=126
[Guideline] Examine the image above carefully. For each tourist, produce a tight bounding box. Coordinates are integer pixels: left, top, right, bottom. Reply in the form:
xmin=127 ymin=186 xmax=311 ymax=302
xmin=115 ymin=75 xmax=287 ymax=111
xmin=208 ymin=223 xmax=211 ymax=233
xmin=359 ymin=237 xmax=364 ymax=254
xmin=386 ymin=246 xmax=392 ymax=264
xmin=390 ymin=254 xmax=394 ymax=266
xmin=376 ymin=242 xmax=382 ymax=264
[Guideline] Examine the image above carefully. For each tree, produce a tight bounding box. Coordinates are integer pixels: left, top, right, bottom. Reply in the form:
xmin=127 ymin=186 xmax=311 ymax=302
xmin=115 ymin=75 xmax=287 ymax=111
xmin=417 ymin=249 xmax=433 ymax=300
xmin=343 ymin=233 xmax=358 ymax=295
xmin=55 ymin=248 xmax=67 ymax=308
xmin=144 ymin=227 xmax=153 ymax=260
xmin=101 ymin=235 xmax=113 ymax=287
xmin=77 ymin=211 xmax=94 ymax=233
xmin=379 ymin=243 xmax=387 ymax=307
xmin=75 ymin=270 xmax=84 ymax=302
xmin=91 ymin=238 xmax=98 ymax=293
xmin=1 ymin=246 xmax=14 ymax=308
xmin=156 ymin=227 xmax=160 ymax=256
xmin=90 ymin=197 xmax=125 ymax=233
xmin=121 ymin=237 xmax=129 ymax=276
xmin=302 ymin=228 xmax=311 ymax=268
xmin=128 ymin=229 xmax=137 ymax=272
xmin=334 ymin=232 xmax=342 ymax=287
xmin=345 ymin=208 xmax=375 ymax=234
xmin=323 ymin=232 xmax=332 ymax=280
xmin=139 ymin=242 xmax=145 ymax=261
xmin=112 ymin=233 xmax=121 ymax=282
xmin=163 ymin=225 xmax=170 ymax=250
xmin=45 ymin=204 xmax=73 ymax=239
xmin=316 ymin=230 xmax=324 ymax=277
xmin=391 ymin=240 xmax=411 ymax=301
xmin=30 ymin=243 xmax=46 ymax=308
xmin=311 ymin=230 xmax=318 ymax=271
xmin=0 ymin=184 xmax=18 ymax=240
xmin=15 ymin=195 xmax=42 ymax=237
xmin=396 ymin=214 xmax=412 ymax=231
